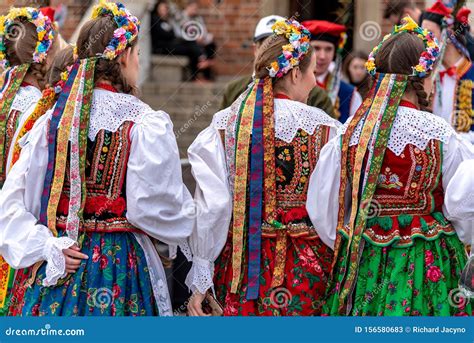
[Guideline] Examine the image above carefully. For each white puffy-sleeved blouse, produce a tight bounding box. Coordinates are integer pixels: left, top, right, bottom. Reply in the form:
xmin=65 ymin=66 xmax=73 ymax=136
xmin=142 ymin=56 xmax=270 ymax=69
xmin=185 ymin=97 xmax=341 ymax=294
xmin=0 ymin=89 xmax=194 ymax=316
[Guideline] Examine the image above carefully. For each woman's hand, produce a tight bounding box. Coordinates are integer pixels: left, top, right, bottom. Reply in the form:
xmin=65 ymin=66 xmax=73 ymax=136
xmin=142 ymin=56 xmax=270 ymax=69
xmin=187 ymin=291 xmax=211 ymax=316
xmin=63 ymin=244 xmax=88 ymax=274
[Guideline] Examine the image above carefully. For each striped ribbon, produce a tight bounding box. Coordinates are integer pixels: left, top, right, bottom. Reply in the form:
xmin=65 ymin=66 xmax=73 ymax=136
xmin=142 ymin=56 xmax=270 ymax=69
xmin=39 ymin=61 xmax=80 ymax=227
xmin=230 ymin=84 xmax=257 ymax=294
xmin=0 ymin=64 xmax=29 ymax=182
xmin=246 ymin=80 xmax=264 ymax=300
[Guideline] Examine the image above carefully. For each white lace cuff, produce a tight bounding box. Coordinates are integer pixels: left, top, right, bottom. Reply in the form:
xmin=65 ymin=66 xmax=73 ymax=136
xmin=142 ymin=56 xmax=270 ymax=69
xmin=179 ymin=241 xmax=193 ymax=262
xmin=41 ymin=236 xmax=76 ymax=287
xmin=185 ymin=256 xmax=214 ymax=294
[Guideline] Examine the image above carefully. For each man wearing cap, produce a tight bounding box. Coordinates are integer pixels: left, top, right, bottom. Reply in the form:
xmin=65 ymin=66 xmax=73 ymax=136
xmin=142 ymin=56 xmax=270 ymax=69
xmin=219 ymin=15 xmax=335 ymax=117
xmin=303 ymin=20 xmax=362 ymax=124
xmin=421 ymin=0 xmax=474 ymax=143
xmin=384 ymin=0 xmax=422 ymax=26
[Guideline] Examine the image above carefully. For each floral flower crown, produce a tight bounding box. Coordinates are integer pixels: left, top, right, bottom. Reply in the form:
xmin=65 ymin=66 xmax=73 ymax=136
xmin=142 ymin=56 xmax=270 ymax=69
xmin=366 ymin=16 xmax=440 ymax=78
xmin=267 ymin=19 xmax=311 ymax=78
xmin=91 ymin=0 xmax=140 ymax=61
xmin=0 ymin=7 xmax=56 ymax=69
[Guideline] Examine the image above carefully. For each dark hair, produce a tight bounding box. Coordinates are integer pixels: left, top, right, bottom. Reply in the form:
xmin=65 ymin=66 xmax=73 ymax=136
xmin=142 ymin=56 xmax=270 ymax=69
xmin=4 ymin=18 xmax=57 ymax=89
xmin=374 ymin=31 xmax=429 ymax=110
xmin=343 ymin=50 xmax=370 ymax=98
xmin=343 ymin=51 xmax=368 ymax=83
xmin=254 ymin=34 xmax=314 ymax=85
xmin=76 ymin=15 xmax=138 ymax=95
xmin=384 ymin=0 xmax=416 ymax=19
xmin=47 ymin=45 xmax=75 ymax=87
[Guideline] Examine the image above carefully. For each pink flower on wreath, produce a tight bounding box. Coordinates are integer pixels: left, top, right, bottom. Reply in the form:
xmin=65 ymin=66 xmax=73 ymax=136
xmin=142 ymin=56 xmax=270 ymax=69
xmin=402 ymin=299 xmax=407 ymax=307
xmin=405 ymin=307 xmax=411 ymax=313
xmin=426 ymin=265 xmax=443 ymax=283
xmin=425 ymin=250 xmax=434 ymax=266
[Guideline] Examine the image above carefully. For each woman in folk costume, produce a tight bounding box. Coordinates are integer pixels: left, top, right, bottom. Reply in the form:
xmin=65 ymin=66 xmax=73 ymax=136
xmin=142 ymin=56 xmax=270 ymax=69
xmin=421 ymin=1 xmax=474 ymax=144
xmin=186 ymin=19 xmax=340 ymax=316
xmin=0 ymin=6 xmax=60 ymax=316
xmin=307 ymin=17 xmax=473 ymax=316
xmin=0 ymin=0 xmax=193 ymax=316
xmin=5 ymin=45 xmax=76 ymax=316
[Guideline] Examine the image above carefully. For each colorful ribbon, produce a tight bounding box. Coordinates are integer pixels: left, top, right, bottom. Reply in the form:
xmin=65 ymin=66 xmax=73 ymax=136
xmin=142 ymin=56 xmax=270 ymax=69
xmin=39 ymin=61 xmax=80 ymax=227
xmin=0 ymin=63 xmax=29 ymax=183
xmin=246 ymin=80 xmax=264 ymax=300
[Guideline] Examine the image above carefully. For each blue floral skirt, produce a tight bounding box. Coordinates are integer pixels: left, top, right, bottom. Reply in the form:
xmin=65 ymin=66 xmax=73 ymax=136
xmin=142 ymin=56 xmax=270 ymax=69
xmin=22 ymin=231 xmax=158 ymax=316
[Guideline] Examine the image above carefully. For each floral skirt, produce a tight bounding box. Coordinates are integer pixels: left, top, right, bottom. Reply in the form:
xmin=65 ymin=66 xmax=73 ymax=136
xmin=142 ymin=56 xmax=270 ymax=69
xmin=323 ymin=233 xmax=472 ymax=316
xmin=214 ymin=234 xmax=333 ymax=316
xmin=20 ymin=231 xmax=157 ymax=316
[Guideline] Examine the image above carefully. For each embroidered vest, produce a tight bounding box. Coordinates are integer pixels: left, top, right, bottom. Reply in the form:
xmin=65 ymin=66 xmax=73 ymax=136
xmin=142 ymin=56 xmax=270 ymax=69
xmin=342 ymin=139 xmax=456 ymax=247
xmin=56 ymin=121 xmax=139 ymax=233
xmin=261 ymin=126 xmax=330 ymax=238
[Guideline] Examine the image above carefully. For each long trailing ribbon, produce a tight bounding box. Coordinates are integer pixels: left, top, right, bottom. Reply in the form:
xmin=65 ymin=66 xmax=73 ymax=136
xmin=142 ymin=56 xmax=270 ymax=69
xmin=0 ymin=63 xmax=29 ymax=183
xmin=246 ymin=80 xmax=264 ymax=300
xmin=39 ymin=61 xmax=79 ymax=227
xmin=230 ymin=77 xmax=280 ymax=296
xmin=46 ymin=62 xmax=84 ymax=235
xmin=335 ymin=73 xmax=408 ymax=314
xmin=0 ymin=64 xmax=29 ymax=313
xmin=230 ymin=83 xmax=257 ymax=293
xmin=67 ymin=58 xmax=96 ymax=242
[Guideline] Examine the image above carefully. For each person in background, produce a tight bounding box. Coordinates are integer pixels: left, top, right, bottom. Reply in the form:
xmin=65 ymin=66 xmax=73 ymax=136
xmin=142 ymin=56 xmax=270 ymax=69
xmin=179 ymin=0 xmax=216 ymax=81
xmin=220 ymin=15 xmax=335 ymax=117
xmin=308 ymin=17 xmax=473 ymax=316
xmin=421 ymin=1 xmax=474 ymax=143
xmin=384 ymin=0 xmax=422 ymax=26
xmin=150 ymin=0 xmax=202 ymax=81
xmin=343 ymin=51 xmax=370 ymax=99
xmin=303 ymin=20 xmax=362 ymax=123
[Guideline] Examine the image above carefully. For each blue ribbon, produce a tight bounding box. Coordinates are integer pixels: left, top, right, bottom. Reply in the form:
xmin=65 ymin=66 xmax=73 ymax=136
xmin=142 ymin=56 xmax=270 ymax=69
xmin=246 ymin=80 xmax=264 ymax=300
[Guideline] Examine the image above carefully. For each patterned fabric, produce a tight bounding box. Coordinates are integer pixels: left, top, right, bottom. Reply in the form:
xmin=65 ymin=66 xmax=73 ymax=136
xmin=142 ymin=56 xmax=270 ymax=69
xmin=323 ymin=235 xmax=472 ymax=316
xmin=452 ymin=59 xmax=474 ymax=133
xmin=9 ymin=119 xmax=139 ymax=316
xmin=56 ymin=122 xmax=135 ymax=234
xmin=0 ymin=64 xmax=31 ymax=316
xmin=230 ymin=85 xmax=256 ymax=293
xmin=341 ymin=140 xmax=456 ymax=247
xmin=215 ymin=127 xmax=333 ymax=315
xmin=0 ymin=63 xmax=29 ymax=184
xmin=21 ymin=231 xmax=157 ymax=316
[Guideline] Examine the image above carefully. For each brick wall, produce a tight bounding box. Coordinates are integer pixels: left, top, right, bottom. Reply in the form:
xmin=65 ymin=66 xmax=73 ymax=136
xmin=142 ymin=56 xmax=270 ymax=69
xmin=197 ymin=0 xmax=262 ymax=76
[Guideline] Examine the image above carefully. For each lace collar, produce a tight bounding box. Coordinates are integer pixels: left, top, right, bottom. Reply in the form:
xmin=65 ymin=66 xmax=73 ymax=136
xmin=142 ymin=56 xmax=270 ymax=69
xmin=338 ymin=106 xmax=455 ymax=156
xmin=212 ymin=98 xmax=339 ymax=143
xmin=10 ymin=85 xmax=42 ymax=113
xmin=88 ymin=89 xmax=152 ymax=141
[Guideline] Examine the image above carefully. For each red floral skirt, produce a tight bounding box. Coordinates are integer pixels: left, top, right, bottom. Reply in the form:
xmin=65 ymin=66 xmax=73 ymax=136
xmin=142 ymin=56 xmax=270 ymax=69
xmin=214 ymin=233 xmax=333 ymax=316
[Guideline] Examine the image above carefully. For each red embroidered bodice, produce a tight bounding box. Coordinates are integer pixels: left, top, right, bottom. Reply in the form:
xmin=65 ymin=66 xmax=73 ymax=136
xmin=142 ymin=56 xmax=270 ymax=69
xmin=343 ymin=139 xmax=456 ymax=247
xmin=262 ymin=126 xmax=330 ymax=238
xmin=56 ymin=122 xmax=139 ymax=233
